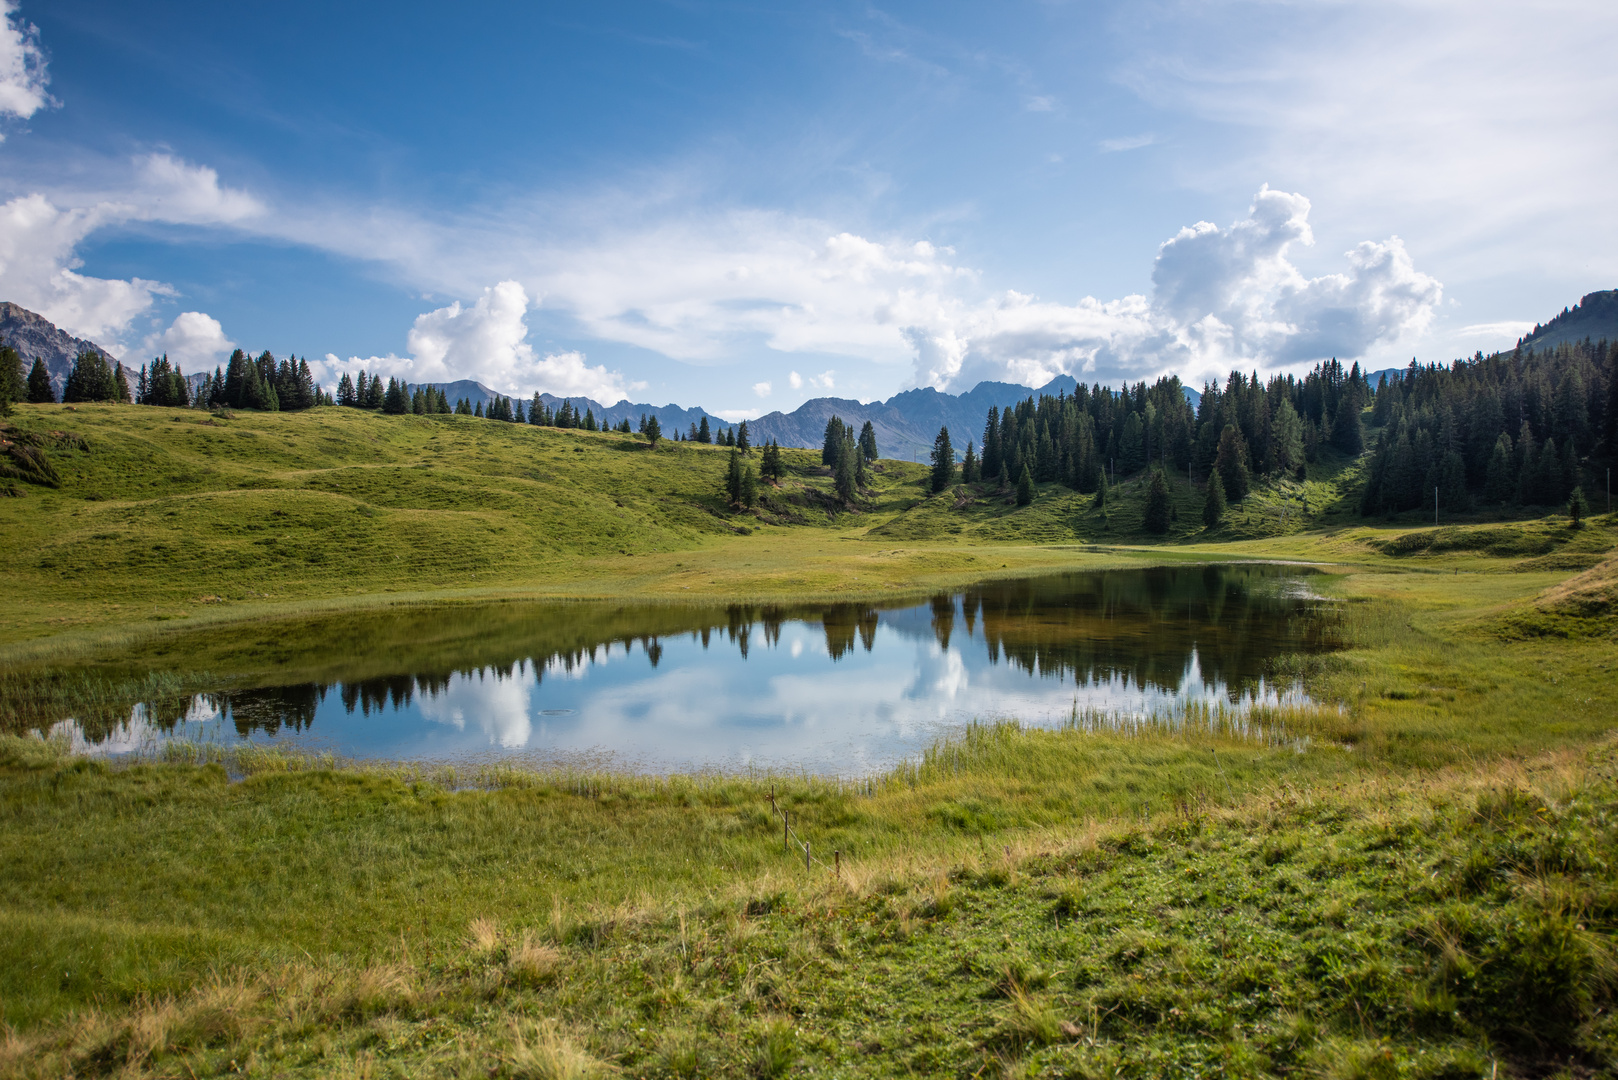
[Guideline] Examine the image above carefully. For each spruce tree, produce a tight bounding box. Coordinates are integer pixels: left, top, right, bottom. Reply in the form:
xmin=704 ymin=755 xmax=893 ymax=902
xmin=1215 ymin=425 xmax=1250 ymax=501
xmin=859 ymin=420 xmax=878 ymax=461
xmin=1143 ymin=469 xmax=1171 ymax=533
xmin=822 ymin=416 xmax=845 ymax=465
xmin=645 ymin=414 xmax=662 ymax=446
xmin=27 ymin=358 xmax=53 ymax=403
xmin=1016 ymin=463 xmax=1033 ymax=506
xmin=1568 ymin=486 xmax=1588 ymax=527
xmin=63 ymin=350 xmax=117 ymax=402
xmin=740 ymin=460 xmax=757 ymax=508
xmin=834 ymin=434 xmax=857 ymax=503
xmin=698 ymin=415 xmax=711 ymax=443
xmin=981 ymin=406 xmax=1002 ymax=481
xmin=961 ymin=440 xmax=978 ymax=483
xmin=725 ymin=447 xmax=743 ymax=504
xmin=737 ymin=420 xmax=751 ymax=453
xmin=1202 ymin=470 xmax=1227 ymax=528
xmin=0 ymin=346 xmax=23 ymax=414
xmin=761 ymin=440 xmax=782 ymax=482
xmin=383 ymin=378 xmax=410 ymax=414
xmin=930 ymin=426 xmax=954 ymax=493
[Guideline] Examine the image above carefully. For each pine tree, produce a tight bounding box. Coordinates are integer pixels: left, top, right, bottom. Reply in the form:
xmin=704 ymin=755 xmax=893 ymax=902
xmin=1016 ymin=463 xmax=1033 ymax=506
xmin=822 ymin=416 xmax=845 ymax=466
xmin=337 ymin=373 xmax=356 ymax=407
xmin=961 ymin=441 xmax=978 ymax=483
xmin=1568 ymin=486 xmax=1589 ymax=527
xmin=63 ymin=350 xmax=117 ymax=402
xmin=27 ymin=358 xmax=53 ymax=403
xmin=645 ymin=414 xmax=662 ymax=446
xmin=0 ymin=346 xmax=22 ymax=415
xmin=474 ymin=401 xmax=484 ymax=418
xmin=1215 ymin=425 xmax=1250 ymax=501
xmin=981 ymin=406 xmax=1002 ymax=483
xmin=1143 ymin=469 xmax=1171 ymax=534
xmin=698 ymin=416 xmax=711 ymax=444
xmin=930 ymin=426 xmax=954 ymax=493
xmin=1094 ymin=473 xmax=1108 ymax=513
xmin=761 ymin=440 xmax=783 ymax=482
xmin=722 ymin=447 xmax=739 ymax=502
xmin=363 ymin=373 xmax=384 ymax=410
xmin=859 ymin=420 xmax=878 ymax=461
xmin=737 ymin=420 xmax=751 ymax=453
xmin=740 ymin=459 xmax=757 ymax=508
xmin=833 ymin=434 xmax=857 ymax=503
xmin=1484 ymin=433 xmax=1516 ymax=504
xmin=383 ymin=377 xmax=410 ymax=414
xmin=1202 ymin=469 xmax=1226 ymax=528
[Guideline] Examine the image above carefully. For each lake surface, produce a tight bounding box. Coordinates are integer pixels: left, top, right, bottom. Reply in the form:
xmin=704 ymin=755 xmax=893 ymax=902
xmin=47 ymin=564 xmax=1341 ymax=774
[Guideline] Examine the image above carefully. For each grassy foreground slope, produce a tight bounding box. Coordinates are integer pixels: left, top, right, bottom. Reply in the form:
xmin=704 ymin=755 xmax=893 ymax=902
xmin=0 ymin=554 xmax=1615 ymax=1076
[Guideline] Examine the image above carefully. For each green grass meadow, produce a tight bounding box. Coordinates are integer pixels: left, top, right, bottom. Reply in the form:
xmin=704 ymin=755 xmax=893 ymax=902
xmin=1 ymin=402 xmax=1617 ymax=1078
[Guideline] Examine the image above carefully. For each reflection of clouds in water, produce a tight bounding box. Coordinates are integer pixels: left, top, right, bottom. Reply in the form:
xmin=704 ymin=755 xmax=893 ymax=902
xmin=47 ymin=697 xmax=225 ymax=756
xmin=417 ymin=669 xmax=533 ymax=748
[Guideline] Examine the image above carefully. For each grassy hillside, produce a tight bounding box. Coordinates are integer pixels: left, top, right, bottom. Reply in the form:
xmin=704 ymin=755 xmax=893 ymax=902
xmin=7 ymin=402 xmax=1614 ymax=655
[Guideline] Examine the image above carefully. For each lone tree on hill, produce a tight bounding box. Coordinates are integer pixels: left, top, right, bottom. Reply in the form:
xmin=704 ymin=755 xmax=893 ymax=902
xmin=1203 ymin=470 xmax=1227 ymax=528
xmin=644 ymin=414 xmax=662 ymax=447
xmin=1143 ymin=469 xmax=1171 ymax=534
xmin=930 ymin=426 xmax=954 ymax=493
xmin=27 ymin=358 xmax=53 ymax=403
xmin=1569 ymin=486 xmax=1589 ymax=528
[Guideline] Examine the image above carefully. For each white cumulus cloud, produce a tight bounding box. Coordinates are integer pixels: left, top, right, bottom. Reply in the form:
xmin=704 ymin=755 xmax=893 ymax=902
xmin=140 ymin=311 xmax=235 ymax=372
xmin=752 ymin=381 xmax=771 ymax=397
xmin=0 ymin=193 xmax=171 ymax=346
xmin=0 ymin=156 xmax=262 ymax=347
xmin=0 ymin=1 xmax=49 ymax=131
xmin=1150 ymin=185 xmax=1441 ymax=370
xmin=314 ymin=281 xmax=644 ymax=402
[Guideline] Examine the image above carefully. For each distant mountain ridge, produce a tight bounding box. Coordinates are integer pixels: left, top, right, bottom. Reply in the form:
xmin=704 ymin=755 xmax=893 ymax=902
xmin=1517 ymin=289 xmax=1618 ymax=352
xmin=430 ymin=376 xmax=1103 ymax=461
xmin=0 ymin=302 xmax=119 ymax=399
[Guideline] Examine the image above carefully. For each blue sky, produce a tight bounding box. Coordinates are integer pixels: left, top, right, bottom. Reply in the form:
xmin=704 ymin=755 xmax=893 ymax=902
xmin=2 ymin=1 xmax=1614 ymax=417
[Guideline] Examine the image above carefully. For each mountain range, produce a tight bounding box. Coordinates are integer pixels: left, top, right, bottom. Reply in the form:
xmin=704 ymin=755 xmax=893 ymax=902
xmin=6 ymin=288 xmax=1612 ymax=458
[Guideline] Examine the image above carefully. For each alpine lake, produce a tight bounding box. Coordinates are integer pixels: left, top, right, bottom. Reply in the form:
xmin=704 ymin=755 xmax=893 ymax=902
xmin=26 ymin=563 xmax=1345 ymax=776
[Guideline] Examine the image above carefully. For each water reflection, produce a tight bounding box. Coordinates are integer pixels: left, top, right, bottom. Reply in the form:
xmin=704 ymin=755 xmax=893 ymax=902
xmin=33 ymin=564 xmax=1339 ymax=774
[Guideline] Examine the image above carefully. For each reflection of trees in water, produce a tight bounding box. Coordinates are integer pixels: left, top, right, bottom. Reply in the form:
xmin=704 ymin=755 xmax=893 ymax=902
xmin=961 ymin=564 xmax=1338 ymax=698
